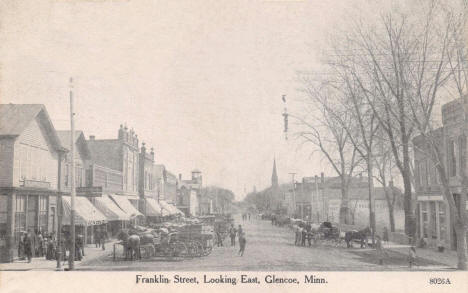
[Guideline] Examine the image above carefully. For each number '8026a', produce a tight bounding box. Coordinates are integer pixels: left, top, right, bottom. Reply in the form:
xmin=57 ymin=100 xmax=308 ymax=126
xmin=429 ymin=278 xmax=451 ymax=285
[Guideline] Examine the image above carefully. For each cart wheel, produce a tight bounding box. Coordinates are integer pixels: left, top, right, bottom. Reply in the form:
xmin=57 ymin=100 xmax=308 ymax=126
xmin=202 ymin=244 xmax=212 ymax=256
xmin=187 ymin=241 xmax=199 ymax=257
xmin=172 ymin=241 xmax=188 ymax=257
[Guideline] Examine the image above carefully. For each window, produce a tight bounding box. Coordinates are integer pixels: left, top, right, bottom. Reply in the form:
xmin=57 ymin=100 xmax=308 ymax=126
xmin=415 ymin=161 xmax=421 ymax=188
xmin=65 ymin=164 xmax=69 ymax=187
xmin=430 ymin=202 xmax=437 ymax=239
xmin=421 ymin=202 xmax=428 ymax=238
xmin=0 ymin=195 xmax=8 ymax=240
xmin=448 ymin=140 xmax=457 ymax=177
xmin=420 ymin=160 xmax=427 ymax=187
xmin=14 ymin=195 xmax=26 ymax=244
xmin=459 ymin=135 xmax=466 ymax=176
xmin=27 ymin=195 xmax=37 ymax=232
xmin=439 ymin=202 xmax=446 ymax=241
xmin=38 ymin=195 xmax=47 ymax=233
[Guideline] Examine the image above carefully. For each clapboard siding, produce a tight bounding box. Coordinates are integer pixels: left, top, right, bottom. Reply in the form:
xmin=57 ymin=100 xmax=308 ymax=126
xmin=12 ymin=118 xmax=59 ymax=188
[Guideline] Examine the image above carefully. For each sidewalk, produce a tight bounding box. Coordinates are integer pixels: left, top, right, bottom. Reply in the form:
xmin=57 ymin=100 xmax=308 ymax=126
xmin=0 ymin=241 xmax=118 ymax=271
xmin=384 ymin=241 xmax=458 ymax=268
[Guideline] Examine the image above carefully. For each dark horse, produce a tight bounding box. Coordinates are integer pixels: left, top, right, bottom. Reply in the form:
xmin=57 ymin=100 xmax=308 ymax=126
xmin=344 ymin=227 xmax=371 ymax=248
xmin=117 ymin=230 xmax=141 ymax=260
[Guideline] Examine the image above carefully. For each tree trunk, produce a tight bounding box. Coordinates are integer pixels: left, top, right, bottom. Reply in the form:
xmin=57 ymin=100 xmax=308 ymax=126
xmin=388 ymin=205 xmax=395 ymax=232
xmin=367 ymin=156 xmax=376 ymax=245
xmin=402 ymin=168 xmax=416 ymax=238
xmin=454 ymin=220 xmax=467 ymax=270
xmin=340 ymin=176 xmax=351 ymax=224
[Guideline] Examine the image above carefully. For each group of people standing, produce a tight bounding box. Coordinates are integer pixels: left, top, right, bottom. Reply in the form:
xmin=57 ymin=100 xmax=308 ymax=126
xmin=18 ymin=230 xmax=56 ymax=263
xmin=228 ymin=224 xmax=247 ymax=256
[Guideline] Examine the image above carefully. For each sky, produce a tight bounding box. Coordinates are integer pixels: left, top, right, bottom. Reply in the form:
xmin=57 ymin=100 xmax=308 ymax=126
xmin=0 ymin=0 xmax=382 ymax=200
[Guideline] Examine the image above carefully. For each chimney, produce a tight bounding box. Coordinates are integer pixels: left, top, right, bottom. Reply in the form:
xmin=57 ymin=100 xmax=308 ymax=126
xmin=89 ymin=135 xmax=95 ymax=140
xmin=118 ymin=124 xmax=124 ymax=140
xmin=141 ymin=142 xmax=146 ymax=155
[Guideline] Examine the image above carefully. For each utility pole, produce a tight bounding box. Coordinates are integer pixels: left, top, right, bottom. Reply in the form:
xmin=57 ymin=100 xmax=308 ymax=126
xmin=69 ymin=77 xmax=76 ymax=270
xmin=56 ymin=151 xmax=64 ymax=271
xmin=289 ymin=173 xmax=296 ymax=217
xmin=314 ymin=175 xmax=319 ymax=222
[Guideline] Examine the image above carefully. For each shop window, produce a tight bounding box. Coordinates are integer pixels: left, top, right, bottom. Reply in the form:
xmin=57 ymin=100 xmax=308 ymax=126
xmin=27 ymin=195 xmax=37 ymax=232
xmin=430 ymin=202 xmax=437 ymax=239
xmin=0 ymin=195 xmax=8 ymax=241
xmin=38 ymin=195 xmax=48 ymax=233
xmin=14 ymin=195 xmax=26 ymax=244
xmin=439 ymin=202 xmax=446 ymax=241
xmin=421 ymin=202 xmax=428 ymax=238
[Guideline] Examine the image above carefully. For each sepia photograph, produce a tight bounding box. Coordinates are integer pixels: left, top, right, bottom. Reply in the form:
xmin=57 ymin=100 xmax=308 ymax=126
xmin=0 ymin=1 xmax=467 ymax=290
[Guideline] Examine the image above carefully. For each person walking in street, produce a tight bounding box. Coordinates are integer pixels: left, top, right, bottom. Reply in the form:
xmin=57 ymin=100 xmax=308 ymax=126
xmin=18 ymin=232 xmax=25 ymax=260
xmin=238 ymin=232 xmax=247 ymax=256
xmin=375 ymin=235 xmax=386 ymax=265
xmin=237 ymin=225 xmax=243 ymax=239
xmin=229 ymin=224 xmax=237 ymax=246
xmin=408 ymin=246 xmax=417 ymax=268
xmin=216 ymin=230 xmax=223 ymax=247
xmin=24 ymin=230 xmax=33 ymax=263
xmin=37 ymin=231 xmax=44 ymax=257
xmin=100 ymin=229 xmax=107 ymax=251
xmin=383 ymin=227 xmax=389 ymax=243
xmin=94 ymin=229 xmax=101 ymax=248
xmin=301 ymin=226 xmax=307 ymax=246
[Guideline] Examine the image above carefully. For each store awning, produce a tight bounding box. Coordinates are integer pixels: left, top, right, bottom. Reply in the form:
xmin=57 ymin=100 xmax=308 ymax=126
xmin=109 ymin=194 xmax=144 ymax=218
xmin=145 ymin=198 xmax=162 ymax=217
xmin=62 ymin=196 xmax=108 ymax=226
xmin=94 ymin=194 xmax=130 ymax=221
xmin=159 ymin=200 xmax=184 ymax=216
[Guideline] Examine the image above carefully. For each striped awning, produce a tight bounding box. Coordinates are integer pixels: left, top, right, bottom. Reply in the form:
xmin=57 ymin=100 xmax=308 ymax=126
xmin=159 ymin=200 xmax=184 ymax=216
xmin=145 ymin=198 xmax=162 ymax=217
xmin=62 ymin=196 xmax=107 ymax=226
xmin=94 ymin=194 xmax=130 ymax=221
xmin=109 ymin=194 xmax=144 ymax=218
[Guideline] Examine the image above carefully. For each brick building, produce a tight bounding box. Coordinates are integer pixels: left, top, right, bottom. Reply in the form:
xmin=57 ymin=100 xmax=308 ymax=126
xmin=413 ymin=98 xmax=468 ymax=250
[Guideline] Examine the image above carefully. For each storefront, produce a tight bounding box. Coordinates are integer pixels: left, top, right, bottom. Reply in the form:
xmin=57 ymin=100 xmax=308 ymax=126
xmin=0 ymin=188 xmax=59 ymax=262
xmin=417 ymin=195 xmax=451 ymax=249
xmin=61 ymin=196 xmax=107 ymax=245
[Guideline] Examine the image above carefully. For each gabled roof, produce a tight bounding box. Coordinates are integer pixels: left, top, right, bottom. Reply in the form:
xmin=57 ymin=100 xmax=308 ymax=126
xmin=56 ymin=130 xmax=91 ymax=159
xmin=0 ymin=104 xmax=64 ymax=151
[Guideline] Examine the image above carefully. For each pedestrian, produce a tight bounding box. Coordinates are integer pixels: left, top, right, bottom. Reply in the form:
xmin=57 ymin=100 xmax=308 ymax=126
xmin=248 ymin=213 xmax=251 ymax=221
xmin=301 ymin=227 xmax=307 ymax=246
xmin=24 ymin=230 xmax=33 ymax=263
xmin=94 ymin=228 xmax=101 ymax=248
xmin=297 ymin=225 xmax=303 ymax=246
xmin=238 ymin=232 xmax=247 ymax=256
xmin=216 ymin=231 xmax=223 ymax=247
xmin=100 ymin=229 xmax=107 ymax=251
xmin=408 ymin=246 xmax=417 ymax=268
xmin=237 ymin=225 xmax=243 ymax=242
xmin=383 ymin=227 xmax=389 ymax=243
xmin=375 ymin=235 xmax=385 ymax=265
xmin=229 ymin=224 xmax=237 ymax=246
xmin=37 ymin=231 xmax=44 ymax=257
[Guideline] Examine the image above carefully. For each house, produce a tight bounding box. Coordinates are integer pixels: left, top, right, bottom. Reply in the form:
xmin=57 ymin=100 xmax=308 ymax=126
xmin=413 ymin=98 xmax=468 ymax=250
xmin=0 ymin=104 xmax=66 ymax=262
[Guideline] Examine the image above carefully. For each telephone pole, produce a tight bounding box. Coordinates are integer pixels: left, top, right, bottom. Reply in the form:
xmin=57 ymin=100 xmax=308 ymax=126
xmin=69 ymin=77 xmax=76 ymax=270
xmin=289 ymin=173 xmax=296 ymax=217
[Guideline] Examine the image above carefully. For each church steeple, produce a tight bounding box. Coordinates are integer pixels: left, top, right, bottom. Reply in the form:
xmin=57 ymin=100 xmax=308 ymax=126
xmin=271 ymin=158 xmax=278 ymax=187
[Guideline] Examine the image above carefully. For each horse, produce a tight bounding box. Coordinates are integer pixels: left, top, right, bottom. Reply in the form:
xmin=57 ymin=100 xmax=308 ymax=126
xmin=344 ymin=227 xmax=371 ymax=248
xmin=117 ymin=230 xmax=141 ymax=260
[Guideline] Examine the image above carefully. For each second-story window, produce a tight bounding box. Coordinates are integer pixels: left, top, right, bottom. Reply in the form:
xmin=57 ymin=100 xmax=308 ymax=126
xmin=448 ymin=139 xmax=457 ymax=177
xmin=458 ymin=135 xmax=466 ymax=176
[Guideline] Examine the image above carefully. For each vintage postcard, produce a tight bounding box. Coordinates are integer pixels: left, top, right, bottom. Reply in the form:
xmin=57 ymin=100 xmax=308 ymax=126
xmin=0 ymin=0 xmax=467 ymax=292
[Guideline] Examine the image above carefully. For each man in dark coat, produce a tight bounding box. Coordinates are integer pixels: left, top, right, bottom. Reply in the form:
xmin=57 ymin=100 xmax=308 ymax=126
xmin=24 ymin=230 xmax=33 ymax=263
xmin=229 ymin=224 xmax=237 ymax=246
xmin=238 ymin=232 xmax=247 ymax=256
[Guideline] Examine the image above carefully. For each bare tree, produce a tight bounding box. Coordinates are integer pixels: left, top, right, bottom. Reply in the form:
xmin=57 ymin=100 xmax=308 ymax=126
xmin=296 ymin=80 xmax=360 ymax=224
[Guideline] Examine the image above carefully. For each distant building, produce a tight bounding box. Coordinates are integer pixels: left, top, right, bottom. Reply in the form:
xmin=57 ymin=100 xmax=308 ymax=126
xmin=138 ymin=142 xmax=157 ymax=214
xmin=413 ymin=98 xmax=468 ymax=250
xmin=177 ymin=170 xmax=202 ymax=216
xmin=0 ymin=104 xmax=66 ymax=262
xmin=291 ymin=175 xmax=404 ymax=230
